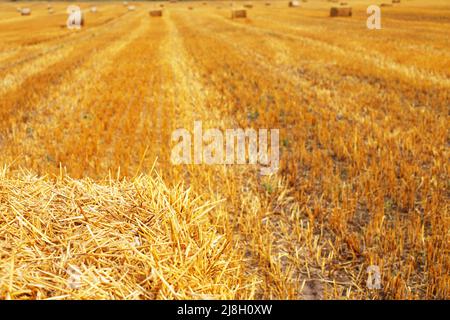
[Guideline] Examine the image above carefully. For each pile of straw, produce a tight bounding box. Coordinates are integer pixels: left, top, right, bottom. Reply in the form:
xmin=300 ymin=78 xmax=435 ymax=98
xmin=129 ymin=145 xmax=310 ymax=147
xmin=0 ymin=170 xmax=246 ymax=299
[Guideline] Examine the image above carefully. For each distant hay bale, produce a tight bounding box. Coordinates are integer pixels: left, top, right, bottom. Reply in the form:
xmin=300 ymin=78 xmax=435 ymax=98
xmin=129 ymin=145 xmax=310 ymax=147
xmin=289 ymin=1 xmax=300 ymax=7
xmin=90 ymin=6 xmax=98 ymax=13
xmin=149 ymin=10 xmax=163 ymax=17
xmin=48 ymin=8 xmax=54 ymax=14
xmin=380 ymin=3 xmax=393 ymax=7
xmin=231 ymin=9 xmax=247 ymax=18
xmin=20 ymin=8 xmax=31 ymax=16
xmin=340 ymin=2 xmax=348 ymax=5
xmin=188 ymin=6 xmax=194 ymax=10
xmin=243 ymin=4 xmax=253 ymax=9
xmin=160 ymin=4 xmax=164 ymax=8
xmin=330 ymin=6 xmax=352 ymax=17
xmin=128 ymin=5 xmax=136 ymax=11
xmin=392 ymin=0 xmax=400 ymax=3
xmin=265 ymin=2 xmax=271 ymax=5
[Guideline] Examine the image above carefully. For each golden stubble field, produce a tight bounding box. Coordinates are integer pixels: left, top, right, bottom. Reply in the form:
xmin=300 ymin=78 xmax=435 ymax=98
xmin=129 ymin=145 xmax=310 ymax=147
xmin=0 ymin=0 xmax=448 ymax=299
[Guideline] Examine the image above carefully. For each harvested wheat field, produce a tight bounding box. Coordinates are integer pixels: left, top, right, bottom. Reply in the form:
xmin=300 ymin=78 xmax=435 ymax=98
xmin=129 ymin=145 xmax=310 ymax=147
xmin=0 ymin=0 xmax=448 ymax=300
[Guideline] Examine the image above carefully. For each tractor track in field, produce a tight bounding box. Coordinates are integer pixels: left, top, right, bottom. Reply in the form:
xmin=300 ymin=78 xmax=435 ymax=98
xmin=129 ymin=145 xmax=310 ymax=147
xmin=208 ymin=12 xmax=450 ymax=88
xmin=173 ymin=11 xmax=447 ymax=146
xmin=0 ymin=11 xmax=130 ymax=74
xmin=164 ymin=11 xmax=320 ymax=299
xmin=0 ymin=14 xmax=150 ymax=173
xmin=0 ymin=11 xmax=136 ymax=98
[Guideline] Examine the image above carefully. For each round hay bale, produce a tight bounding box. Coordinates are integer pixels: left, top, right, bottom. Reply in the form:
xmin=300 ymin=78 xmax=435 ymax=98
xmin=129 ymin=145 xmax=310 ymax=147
xmin=91 ymin=6 xmax=98 ymax=13
xmin=128 ymin=5 xmax=136 ymax=11
xmin=289 ymin=1 xmax=300 ymax=7
xmin=330 ymin=6 xmax=352 ymax=17
xmin=20 ymin=8 xmax=31 ymax=16
xmin=231 ymin=9 xmax=247 ymax=18
xmin=149 ymin=10 xmax=163 ymax=17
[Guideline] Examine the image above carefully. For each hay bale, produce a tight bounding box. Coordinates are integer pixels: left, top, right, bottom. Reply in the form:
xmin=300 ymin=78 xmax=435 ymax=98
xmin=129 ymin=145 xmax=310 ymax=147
xmin=20 ymin=8 xmax=31 ymax=16
xmin=330 ymin=6 xmax=352 ymax=17
xmin=289 ymin=1 xmax=300 ymax=7
xmin=160 ymin=4 xmax=164 ymax=8
xmin=149 ymin=10 xmax=163 ymax=17
xmin=265 ymin=2 xmax=271 ymax=5
xmin=231 ymin=9 xmax=246 ymax=18
xmin=244 ymin=4 xmax=253 ymax=9
xmin=392 ymin=0 xmax=400 ymax=3
xmin=188 ymin=6 xmax=194 ymax=10
xmin=128 ymin=5 xmax=136 ymax=11
xmin=340 ymin=2 xmax=348 ymax=5
xmin=0 ymin=172 xmax=244 ymax=300
xmin=380 ymin=3 xmax=393 ymax=7
xmin=48 ymin=8 xmax=54 ymax=14
xmin=91 ymin=6 xmax=98 ymax=13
